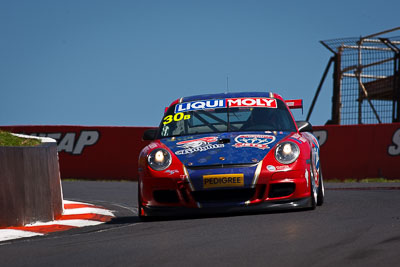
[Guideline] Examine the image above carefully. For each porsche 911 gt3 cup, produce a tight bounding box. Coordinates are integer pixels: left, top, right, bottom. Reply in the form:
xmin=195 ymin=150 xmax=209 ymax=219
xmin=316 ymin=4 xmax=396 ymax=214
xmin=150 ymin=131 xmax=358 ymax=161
xmin=138 ymin=92 xmax=324 ymax=217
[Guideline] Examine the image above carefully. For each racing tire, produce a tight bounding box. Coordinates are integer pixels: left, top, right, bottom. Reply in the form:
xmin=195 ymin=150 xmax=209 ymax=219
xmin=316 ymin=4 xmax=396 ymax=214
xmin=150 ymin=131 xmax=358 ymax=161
xmin=317 ymin=169 xmax=325 ymax=206
xmin=137 ymin=181 xmax=148 ymax=221
xmin=310 ymin=179 xmax=317 ymax=210
xmin=309 ymin=159 xmax=317 ymax=210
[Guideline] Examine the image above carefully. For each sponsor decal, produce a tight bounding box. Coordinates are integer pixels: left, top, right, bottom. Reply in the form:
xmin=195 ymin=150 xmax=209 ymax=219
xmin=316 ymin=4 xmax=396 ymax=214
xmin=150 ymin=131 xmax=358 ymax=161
xmin=29 ymin=131 xmax=100 ymax=155
xmin=175 ymin=99 xmax=226 ymax=113
xmin=291 ymin=133 xmax=307 ymax=143
xmin=142 ymin=142 xmax=158 ymax=153
xmin=148 ymin=143 xmax=158 ymax=149
xmin=267 ymin=165 xmax=290 ymax=172
xmin=227 ymin=98 xmax=277 ymax=108
xmin=203 ymin=173 xmax=244 ymax=189
xmin=164 ymin=169 xmax=179 ymax=175
xmin=177 ymin=137 xmax=218 ymax=148
xmin=233 ymin=135 xmax=276 ymax=150
xmin=174 ymin=98 xmax=277 ymax=113
xmin=313 ymin=146 xmax=320 ymax=171
xmin=276 ymin=165 xmax=290 ymax=171
xmin=175 ymin=136 xmax=224 ymax=155
xmin=267 ymin=165 xmax=276 ymax=172
xmin=304 ymin=132 xmax=321 ymax=172
xmin=388 ymin=128 xmax=400 ymax=156
xmin=163 ymin=112 xmax=191 ymax=125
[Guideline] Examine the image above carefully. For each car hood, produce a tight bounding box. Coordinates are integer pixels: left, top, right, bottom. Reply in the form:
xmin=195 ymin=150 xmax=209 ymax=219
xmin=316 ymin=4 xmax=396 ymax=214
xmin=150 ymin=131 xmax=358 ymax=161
xmin=160 ymin=131 xmax=291 ymax=167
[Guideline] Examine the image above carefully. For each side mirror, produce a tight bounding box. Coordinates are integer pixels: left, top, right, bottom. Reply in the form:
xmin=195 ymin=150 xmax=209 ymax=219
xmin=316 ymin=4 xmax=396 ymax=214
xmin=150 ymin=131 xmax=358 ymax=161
xmin=142 ymin=128 xmax=158 ymax=141
xmin=296 ymin=121 xmax=313 ymax=132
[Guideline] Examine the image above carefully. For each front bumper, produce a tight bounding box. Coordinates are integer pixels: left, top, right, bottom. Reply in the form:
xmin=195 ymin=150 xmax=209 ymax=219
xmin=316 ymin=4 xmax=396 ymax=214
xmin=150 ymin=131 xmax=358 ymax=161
xmin=143 ymin=197 xmax=312 ymax=217
xmin=139 ymin=168 xmax=312 ymax=216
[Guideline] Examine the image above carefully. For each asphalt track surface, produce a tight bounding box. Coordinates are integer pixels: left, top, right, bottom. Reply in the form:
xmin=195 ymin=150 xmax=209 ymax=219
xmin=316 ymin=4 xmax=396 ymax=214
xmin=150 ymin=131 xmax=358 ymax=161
xmin=1 ymin=181 xmax=399 ymax=267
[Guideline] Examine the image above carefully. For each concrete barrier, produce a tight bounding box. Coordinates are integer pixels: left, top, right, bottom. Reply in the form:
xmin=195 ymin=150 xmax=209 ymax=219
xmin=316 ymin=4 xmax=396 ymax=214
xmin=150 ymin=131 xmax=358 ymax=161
xmin=0 ymin=125 xmax=153 ymax=180
xmin=0 ymin=135 xmax=63 ymax=227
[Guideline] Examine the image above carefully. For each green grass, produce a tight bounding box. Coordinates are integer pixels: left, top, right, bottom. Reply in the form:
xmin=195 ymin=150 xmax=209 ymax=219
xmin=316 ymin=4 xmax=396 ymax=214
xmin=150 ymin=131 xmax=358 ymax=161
xmin=64 ymin=178 xmax=400 ymax=183
xmin=359 ymin=178 xmax=400 ymax=183
xmin=0 ymin=131 xmax=41 ymax=147
xmin=62 ymin=178 xmax=134 ymax=182
xmin=327 ymin=178 xmax=400 ymax=183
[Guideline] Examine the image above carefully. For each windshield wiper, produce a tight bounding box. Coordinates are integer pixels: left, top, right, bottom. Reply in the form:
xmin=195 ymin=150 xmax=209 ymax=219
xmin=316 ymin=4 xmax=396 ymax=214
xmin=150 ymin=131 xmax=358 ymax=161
xmin=197 ymin=110 xmax=239 ymax=131
xmin=193 ymin=112 xmax=220 ymax=132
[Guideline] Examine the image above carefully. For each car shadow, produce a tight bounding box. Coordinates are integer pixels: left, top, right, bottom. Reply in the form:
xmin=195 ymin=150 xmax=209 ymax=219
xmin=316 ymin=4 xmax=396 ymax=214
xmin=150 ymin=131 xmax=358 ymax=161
xmin=106 ymin=216 xmax=142 ymax=224
xmin=106 ymin=207 xmax=312 ymax=224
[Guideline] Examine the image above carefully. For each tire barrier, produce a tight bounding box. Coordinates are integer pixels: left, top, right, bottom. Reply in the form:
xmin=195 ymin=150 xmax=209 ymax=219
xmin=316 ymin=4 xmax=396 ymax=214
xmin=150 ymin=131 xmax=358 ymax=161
xmin=0 ymin=135 xmax=63 ymax=227
xmin=1 ymin=123 xmax=399 ymax=181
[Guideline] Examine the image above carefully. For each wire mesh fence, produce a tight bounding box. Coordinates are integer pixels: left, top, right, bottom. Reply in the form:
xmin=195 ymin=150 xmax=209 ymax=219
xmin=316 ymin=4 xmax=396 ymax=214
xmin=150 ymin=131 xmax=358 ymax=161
xmin=320 ymin=30 xmax=400 ymax=125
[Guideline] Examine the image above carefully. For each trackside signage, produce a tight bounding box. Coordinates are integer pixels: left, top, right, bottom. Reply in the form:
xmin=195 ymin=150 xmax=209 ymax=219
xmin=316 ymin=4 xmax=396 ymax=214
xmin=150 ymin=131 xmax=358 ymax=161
xmin=1 ymin=123 xmax=399 ymax=180
xmin=175 ymin=98 xmax=277 ymax=113
xmin=312 ymin=123 xmax=400 ymax=180
xmin=0 ymin=125 xmax=153 ymax=180
xmin=388 ymin=128 xmax=400 ymax=156
xmin=30 ymin=131 xmax=99 ymax=155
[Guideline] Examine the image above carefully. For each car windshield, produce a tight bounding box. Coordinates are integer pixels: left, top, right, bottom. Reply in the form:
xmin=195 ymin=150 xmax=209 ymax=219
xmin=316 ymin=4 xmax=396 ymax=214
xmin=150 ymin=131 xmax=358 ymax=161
xmin=158 ymin=98 xmax=296 ymax=138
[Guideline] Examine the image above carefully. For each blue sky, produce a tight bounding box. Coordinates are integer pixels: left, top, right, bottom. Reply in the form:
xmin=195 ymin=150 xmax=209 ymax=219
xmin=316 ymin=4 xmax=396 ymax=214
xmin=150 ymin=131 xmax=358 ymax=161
xmin=1 ymin=0 xmax=399 ymax=127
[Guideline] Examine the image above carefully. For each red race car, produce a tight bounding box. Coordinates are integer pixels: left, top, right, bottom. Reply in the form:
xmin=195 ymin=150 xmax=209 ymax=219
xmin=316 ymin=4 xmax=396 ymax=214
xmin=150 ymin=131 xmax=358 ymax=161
xmin=138 ymin=92 xmax=324 ymax=217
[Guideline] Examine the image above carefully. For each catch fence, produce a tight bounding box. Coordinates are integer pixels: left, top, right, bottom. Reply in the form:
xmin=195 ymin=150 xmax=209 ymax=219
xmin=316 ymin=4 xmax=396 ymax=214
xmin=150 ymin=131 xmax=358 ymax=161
xmin=308 ymin=27 xmax=400 ymax=125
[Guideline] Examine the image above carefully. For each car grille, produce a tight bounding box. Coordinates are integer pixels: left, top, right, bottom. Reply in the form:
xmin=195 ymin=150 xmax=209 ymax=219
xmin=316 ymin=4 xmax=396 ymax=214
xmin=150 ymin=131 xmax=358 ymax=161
xmin=268 ymin=183 xmax=296 ymax=198
xmin=153 ymin=190 xmax=179 ymax=203
xmin=191 ymin=188 xmax=256 ymax=203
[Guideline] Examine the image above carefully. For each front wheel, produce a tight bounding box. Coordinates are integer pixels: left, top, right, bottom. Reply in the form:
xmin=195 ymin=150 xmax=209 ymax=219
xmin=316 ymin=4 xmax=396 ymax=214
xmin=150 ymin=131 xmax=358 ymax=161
xmin=137 ymin=181 xmax=145 ymax=219
xmin=137 ymin=181 xmax=154 ymax=221
xmin=310 ymin=176 xmax=317 ymax=210
xmin=317 ymin=169 xmax=325 ymax=206
xmin=309 ymin=159 xmax=317 ymax=210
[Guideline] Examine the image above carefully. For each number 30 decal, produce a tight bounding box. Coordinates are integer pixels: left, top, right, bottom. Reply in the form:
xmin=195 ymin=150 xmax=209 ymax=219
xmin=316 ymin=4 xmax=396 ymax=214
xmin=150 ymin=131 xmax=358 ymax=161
xmin=163 ymin=113 xmax=191 ymax=125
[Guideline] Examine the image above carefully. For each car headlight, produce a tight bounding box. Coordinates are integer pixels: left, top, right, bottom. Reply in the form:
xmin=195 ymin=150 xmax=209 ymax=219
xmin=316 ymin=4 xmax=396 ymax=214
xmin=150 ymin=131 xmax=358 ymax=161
xmin=275 ymin=141 xmax=300 ymax=164
xmin=147 ymin=148 xmax=172 ymax=171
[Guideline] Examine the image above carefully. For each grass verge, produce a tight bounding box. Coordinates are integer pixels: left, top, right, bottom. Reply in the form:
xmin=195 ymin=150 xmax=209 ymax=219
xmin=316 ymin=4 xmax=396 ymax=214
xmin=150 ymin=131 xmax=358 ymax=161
xmin=327 ymin=178 xmax=400 ymax=183
xmin=0 ymin=130 xmax=41 ymax=146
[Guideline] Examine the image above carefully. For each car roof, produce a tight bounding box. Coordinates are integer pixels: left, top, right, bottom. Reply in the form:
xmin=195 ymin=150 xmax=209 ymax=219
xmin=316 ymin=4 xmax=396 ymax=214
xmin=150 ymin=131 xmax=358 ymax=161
xmin=179 ymin=92 xmax=284 ymax=103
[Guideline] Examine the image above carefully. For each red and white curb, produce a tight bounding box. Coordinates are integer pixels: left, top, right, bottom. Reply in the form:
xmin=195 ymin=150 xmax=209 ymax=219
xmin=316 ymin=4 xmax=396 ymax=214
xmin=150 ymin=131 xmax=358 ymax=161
xmin=0 ymin=200 xmax=115 ymax=242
